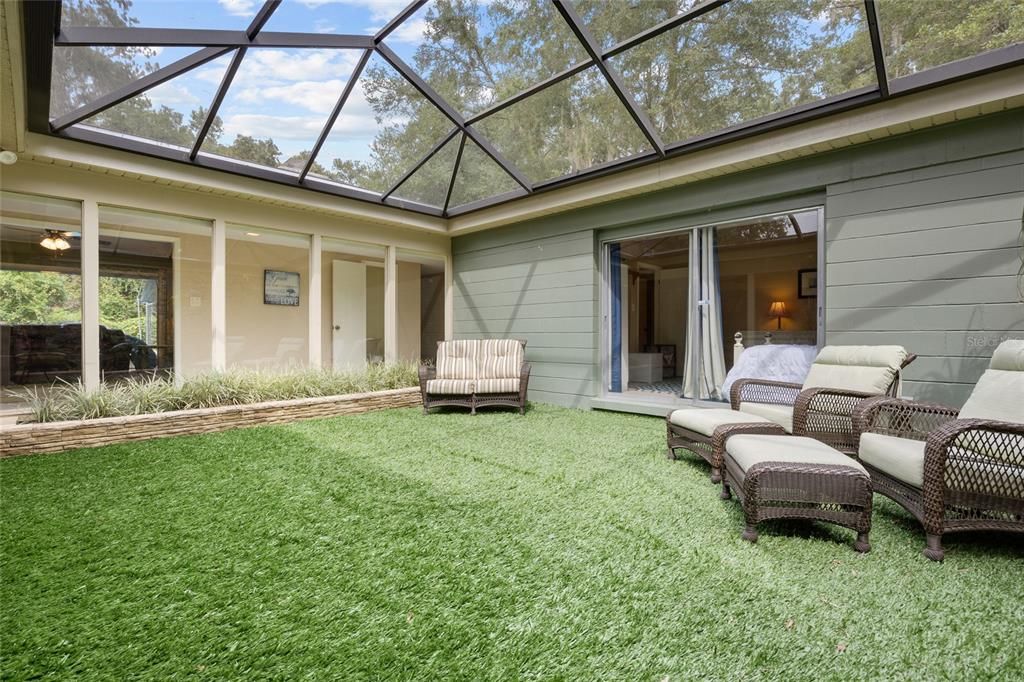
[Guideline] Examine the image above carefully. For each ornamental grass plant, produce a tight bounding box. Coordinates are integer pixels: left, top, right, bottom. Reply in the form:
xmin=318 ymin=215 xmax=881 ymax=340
xmin=11 ymin=362 xmax=419 ymax=422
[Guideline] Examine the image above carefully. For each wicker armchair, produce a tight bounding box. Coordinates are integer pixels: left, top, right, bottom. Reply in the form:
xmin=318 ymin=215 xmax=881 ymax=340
xmin=668 ymin=346 xmax=915 ymax=482
xmin=730 ymin=352 xmax=917 ymax=454
xmin=853 ymin=340 xmax=1024 ymax=561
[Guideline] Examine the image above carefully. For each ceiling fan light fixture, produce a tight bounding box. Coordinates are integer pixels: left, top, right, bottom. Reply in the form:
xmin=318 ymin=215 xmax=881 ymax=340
xmin=40 ymin=229 xmax=72 ymax=251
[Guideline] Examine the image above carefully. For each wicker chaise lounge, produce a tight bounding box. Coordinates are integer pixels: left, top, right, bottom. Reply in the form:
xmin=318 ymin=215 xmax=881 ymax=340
xmin=419 ymin=339 xmax=530 ymax=415
xmin=853 ymin=339 xmax=1024 ymax=561
xmin=667 ymin=346 xmax=915 ymax=482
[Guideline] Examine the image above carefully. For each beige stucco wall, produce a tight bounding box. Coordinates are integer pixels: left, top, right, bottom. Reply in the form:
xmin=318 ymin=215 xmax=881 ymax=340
xmin=1 ymin=157 xmax=450 ymax=375
xmin=226 ymin=239 xmax=309 ymax=368
xmin=0 ymin=159 xmax=448 ymax=253
xmin=420 ymin=271 xmax=444 ymax=360
xmin=175 ymin=232 xmax=214 ymax=375
xmin=397 ymin=261 xmax=421 ymax=363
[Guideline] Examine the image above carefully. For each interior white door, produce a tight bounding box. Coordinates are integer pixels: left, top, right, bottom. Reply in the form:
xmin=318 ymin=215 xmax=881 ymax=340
xmin=332 ymin=260 xmax=367 ymax=370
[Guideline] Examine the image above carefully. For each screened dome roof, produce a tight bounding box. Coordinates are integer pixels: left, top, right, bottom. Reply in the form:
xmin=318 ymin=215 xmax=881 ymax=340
xmin=26 ymin=0 xmax=1024 ymax=217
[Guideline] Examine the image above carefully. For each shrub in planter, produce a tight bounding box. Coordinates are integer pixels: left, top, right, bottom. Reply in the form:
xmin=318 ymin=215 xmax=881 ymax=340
xmin=9 ymin=362 xmax=419 ymax=423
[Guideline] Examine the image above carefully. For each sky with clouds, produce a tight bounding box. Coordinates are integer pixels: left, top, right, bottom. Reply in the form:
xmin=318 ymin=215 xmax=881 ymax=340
xmin=113 ymin=0 xmax=433 ymax=166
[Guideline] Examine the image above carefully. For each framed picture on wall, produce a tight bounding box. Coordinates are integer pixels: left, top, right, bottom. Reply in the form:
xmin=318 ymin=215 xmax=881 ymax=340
xmin=264 ymin=270 xmax=300 ymax=306
xmin=797 ymin=268 xmax=817 ymax=299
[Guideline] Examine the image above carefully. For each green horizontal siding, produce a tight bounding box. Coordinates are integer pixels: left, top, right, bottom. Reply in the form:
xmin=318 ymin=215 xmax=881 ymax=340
xmin=454 ymin=285 xmax=594 ymax=309
xmin=827 ymin=302 xmax=1024 ymax=332
xmin=452 ymin=109 xmax=1024 ymax=410
xmin=454 ymin=301 xmax=593 ymax=321
xmin=826 ymin=193 xmax=1023 ymax=242
xmin=823 ymin=114 xmax=1024 ymax=405
xmin=826 ymin=220 xmax=1020 ymax=262
xmin=826 ymin=249 xmax=1020 ymax=285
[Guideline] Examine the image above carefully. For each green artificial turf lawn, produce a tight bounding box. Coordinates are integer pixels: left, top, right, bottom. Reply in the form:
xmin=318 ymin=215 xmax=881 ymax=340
xmin=2 ymin=405 xmax=1022 ymax=680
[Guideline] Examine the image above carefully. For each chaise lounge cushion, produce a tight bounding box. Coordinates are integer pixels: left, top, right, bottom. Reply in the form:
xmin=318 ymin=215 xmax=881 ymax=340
xmin=726 ymin=434 xmax=867 ymax=475
xmin=426 ymin=378 xmax=475 ymax=395
xmin=859 ymin=432 xmax=926 ymax=488
xmin=957 ymin=340 xmax=1024 ymax=423
xmin=860 ymin=341 xmax=1024 ymax=490
xmin=669 ymin=407 xmax=773 ymax=437
xmin=737 ymin=402 xmax=794 ymax=433
xmin=801 ymin=345 xmax=909 ymax=395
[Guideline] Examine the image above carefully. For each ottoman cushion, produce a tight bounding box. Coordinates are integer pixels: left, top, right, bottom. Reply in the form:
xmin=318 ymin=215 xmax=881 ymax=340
xmin=668 ymin=408 xmax=773 ymax=437
xmin=726 ymin=435 xmax=867 ymax=475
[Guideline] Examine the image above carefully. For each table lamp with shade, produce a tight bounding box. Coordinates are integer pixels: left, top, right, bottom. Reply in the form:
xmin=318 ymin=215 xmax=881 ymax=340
xmin=769 ymin=300 xmax=788 ymax=330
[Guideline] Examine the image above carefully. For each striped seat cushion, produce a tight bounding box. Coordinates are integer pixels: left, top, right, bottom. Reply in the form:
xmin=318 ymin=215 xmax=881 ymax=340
xmin=426 ymin=378 xmax=475 ymax=395
xmin=475 ymin=339 xmax=524 ymax=380
xmin=436 ymin=340 xmax=478 ymax=380
xmin=475 ymin=378 xmax=520 ymax=394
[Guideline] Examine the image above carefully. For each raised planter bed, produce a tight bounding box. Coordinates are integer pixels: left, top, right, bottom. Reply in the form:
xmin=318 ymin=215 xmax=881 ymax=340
xmin=0 ymin=387 xmax=421 ymax=458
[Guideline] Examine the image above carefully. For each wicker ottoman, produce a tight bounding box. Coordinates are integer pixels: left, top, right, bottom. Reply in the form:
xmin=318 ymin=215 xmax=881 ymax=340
xmin=721 ymin=435 xmax=873 ymax=553
xmin=666 ymin=408 xmax=787 ymax=483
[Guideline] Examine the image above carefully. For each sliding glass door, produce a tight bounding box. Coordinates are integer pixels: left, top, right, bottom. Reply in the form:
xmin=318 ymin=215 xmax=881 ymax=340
xmin=603 ymin=207 xmax=822 ymax=405
xmin=606 ymin=230 xmax=694 ymax=400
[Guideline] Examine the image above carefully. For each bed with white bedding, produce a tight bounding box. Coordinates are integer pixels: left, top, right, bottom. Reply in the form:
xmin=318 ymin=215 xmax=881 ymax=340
xmin=720 ymin=343 xmax=818 ymax=398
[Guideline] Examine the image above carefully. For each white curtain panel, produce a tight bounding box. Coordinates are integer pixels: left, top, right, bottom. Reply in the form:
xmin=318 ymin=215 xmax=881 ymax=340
xmin=683 ymin=227 xmax=728 ymax=400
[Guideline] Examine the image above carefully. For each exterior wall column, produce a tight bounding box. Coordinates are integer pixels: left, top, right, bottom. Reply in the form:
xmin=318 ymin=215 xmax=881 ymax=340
xmin=81 ymin=199 xmax=100 ymax=389
xmin=384 ymin=245 xmax=397 ymax=363
xmin=211 ymin=217 xmax=226 ymax=371
xmin=308 ymin=233 xmax=322 ymax=367
xmin=444 ymin=250 xmax=454 ymax=340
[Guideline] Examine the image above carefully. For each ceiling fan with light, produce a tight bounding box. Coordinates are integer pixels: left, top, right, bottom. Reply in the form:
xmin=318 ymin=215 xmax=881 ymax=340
xmin=39 ymin=229 xmax=74 ymax=251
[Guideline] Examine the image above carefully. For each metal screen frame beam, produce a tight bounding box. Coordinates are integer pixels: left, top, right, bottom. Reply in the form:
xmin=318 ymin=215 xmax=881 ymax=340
xmin=56 ymin=125 xmax=445 ymax=216
xmin=443 ymin=134 xmax=468 ymax=213
xmin=56 ymin=27 xmax=374 ymax=49
xmin=466 ymin=60 xmax=591 ymax=125
xmin=381 ymin=127 xmax=460 ymax=201
xmin=375 ymin=0 xmax=429 ymax=43
xmin=189 ymin=1 xmax=280 ymax=160
xmin=189 ymin=48 xmax=246 ymax=160
xmin=23 ymin=0 xmax=60 ymax=134
xmin=864 ymin=0 xmax=889 ymax=98
xmin=51 ymin=47 xmax=233 ymax=131
xmin=602 ymin=0 xmax=731 ymax=59
xmin=552 ymin=0 xmax=664 ymax=157
xmin=300 ymin=48 xmax=374 ymax=182
xmin=246 ymin=0 xmax=281 ymax=39
xmin=375 ymin=42 xmax=533 ymax=192
xmin=25 ymin=0 xmax=1024 ymax=220
xmin=887 ymin=42 xmax=1024 ymax=96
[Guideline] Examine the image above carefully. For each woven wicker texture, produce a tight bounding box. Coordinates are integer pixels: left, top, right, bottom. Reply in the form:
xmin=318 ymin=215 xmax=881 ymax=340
xmin=721 ymin=456 xmax=873 ymax=553
xmin=854 ymin=394 xmax=1024 ymax=561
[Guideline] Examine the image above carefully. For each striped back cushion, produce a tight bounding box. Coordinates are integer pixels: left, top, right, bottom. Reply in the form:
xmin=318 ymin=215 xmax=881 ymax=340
xmin=475 ymin=339 xmax=524 ymax=379
xmin=436 ymin=340 xmax=478 ymax=380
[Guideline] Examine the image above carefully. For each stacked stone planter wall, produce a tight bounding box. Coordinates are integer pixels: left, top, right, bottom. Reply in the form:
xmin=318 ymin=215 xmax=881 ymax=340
xmin=0 ymin=387 xmax=421 ymax=457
